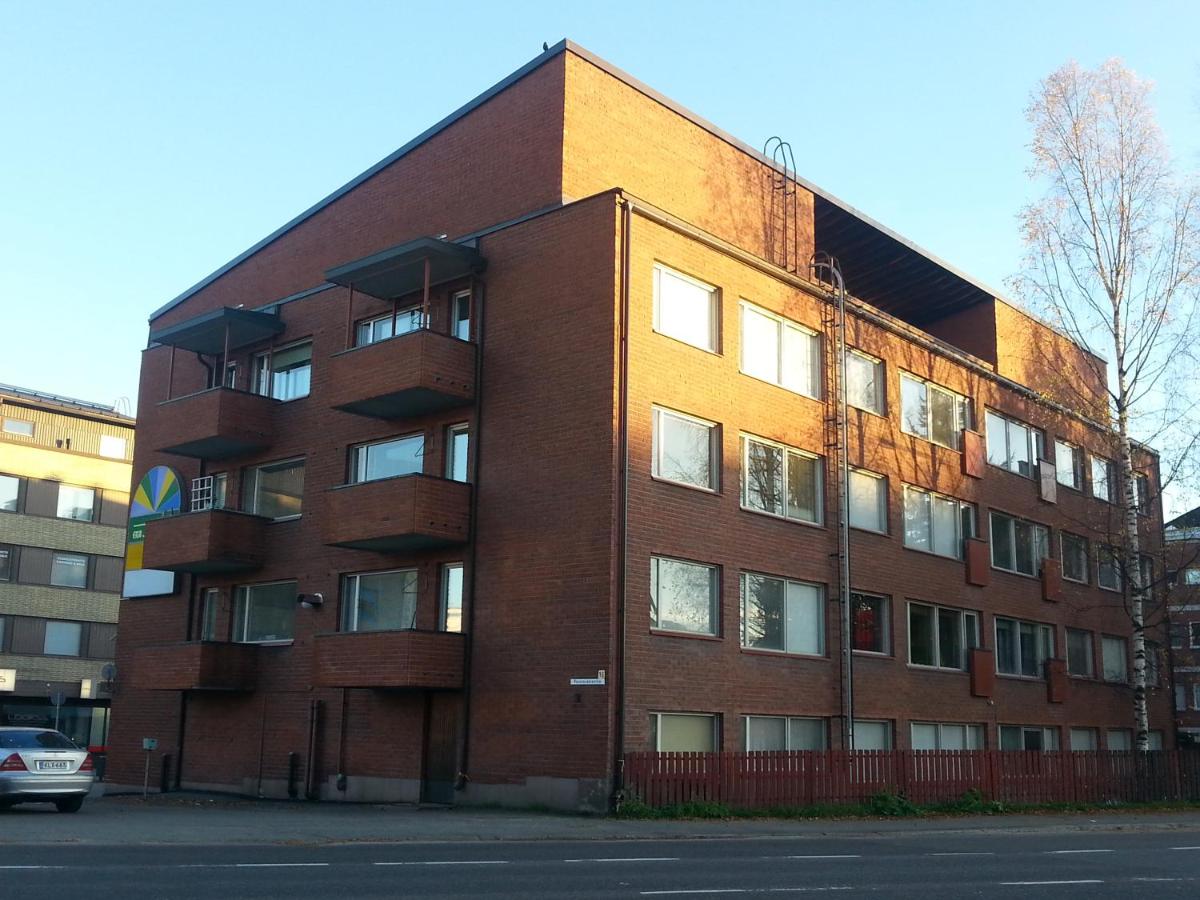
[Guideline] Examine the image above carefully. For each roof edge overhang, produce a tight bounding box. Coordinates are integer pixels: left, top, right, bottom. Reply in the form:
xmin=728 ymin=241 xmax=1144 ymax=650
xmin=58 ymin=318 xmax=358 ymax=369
xmin=325 ymin=236 xmax=485 ymax=300
xmin=149 ymin=306 xmax=285 ymax=355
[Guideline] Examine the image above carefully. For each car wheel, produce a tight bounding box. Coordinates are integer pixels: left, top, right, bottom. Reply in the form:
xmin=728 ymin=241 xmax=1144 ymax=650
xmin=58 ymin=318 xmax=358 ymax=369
xmin=54 ymin=797 xmax=84 ymax=814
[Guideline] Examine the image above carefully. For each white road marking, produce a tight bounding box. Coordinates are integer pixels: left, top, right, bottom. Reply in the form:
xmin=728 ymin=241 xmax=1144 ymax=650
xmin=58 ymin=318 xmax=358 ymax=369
xmin=1047 ymin=849 xmax=1114 ymax=855
xmin=930 ymin=851 xmax=995 ymax=857
xmin=234 ymin=863 xmax=329 ymax=868
xmin=1172 ymin=846 xmax=1200 ymax=850
xmin=0 ymin=866 xmax=66 ymax=870
xmin=565 ymin=857 xmax=680 ymax=863
xmin=1133 ymin=877 xmax=1183 ymax=882
xmin=640 ymin=890 xmax=857 ymax=896
xmin=1000 ymin=880 xmax=1104 ymax=886
xmin=373 ymin=860 xmax=508 ymax=866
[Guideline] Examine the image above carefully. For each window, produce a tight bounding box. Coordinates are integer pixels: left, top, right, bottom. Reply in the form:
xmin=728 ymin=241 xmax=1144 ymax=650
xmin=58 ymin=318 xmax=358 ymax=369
xmin=43 ymin=621 xmax=82 ymax=657
xmin=650 ymin=712 xmax=717 ymax=752
xmin=56 ymin=484 xmax=95 ymax=522
xmin=1055 ymin=440 xmax=1083 ymax=490
xmin=745 ymin=716 xmax=827 ymax=751
xmin=1194 ymin=684 xmax=1200 ymax=711
xmin=1146 ymin=640 xmax=1161 ymax=685
xmin=651 ymin=556 xmax=718 ymax=636
xmin=739 ymin=302 xmax=821 ymax=397
xmin=351 ymin=435 xmax=423 ymax=483
xmin=853 ymin=720 xmax=892 ymax=750
xmin=232 ymin=581 xmax=297 ymax=642
xmin=1066 ymin=629 xmax=1094 ymax=677
xmin=909 ymin=602 xmax=979 ymax=670
xmin=1061 ymin=533 xmax=1088 ymax=583
xmin=253 ymin=341 xmax=312 ymax=401
xmin=1135 ymin=473 xmax=1151 ymax=514
xmin=199 ymin=588 xmax=220 ymax=641
xmin=190 ymin=474 xmax=227 ymax=512
xmin=995 ymin=617 xmax=1053 ymax=678
xmin=1192 ymin=622 xmax=1200 ymax=649
xmin=1101 ymin=635 xmax=1128 ymax=683
xmin=50 ymin=552 xmax=88 ymax=588
xmin=0 ymin=544 xmax=11 ymax=581
xmin=452 ymin=290 xmax=471 ymax=341
xmin=249 ymin=458 xmax=305 ymax=519
xmin=902 ymin=485 xmax=974 ymax=558
xmin=356 ymin=307 xmax=422 ymax=346
xmin=741 ymin=573 xmax=823 ymax=655
xmin=1069 ymin=728 xmax=1098 ymax=751
xmin=446 ymin=425 xmax=469 ymax=483
xmin=2 ymin=418 xmax=33 ymax=437
xmin=910 ymin=722 xmax=984 ymax=750
xmin=848 ymin=469 xmax=886 ymax=533
xmin=342 ymin=569 xmax=418 ymax=632
xmin=99 ymin=435 xmax=127 ymax=459
xmin=985 ymin=411 xmax=1044 ymax=478
xmin=1097 ymin=546 xmax=1121 ymax=591
xmin=846 ymin=350 xmax=884 ymax=415
xmin=0 ymin=474 xmax=17 ymax=512
xmin=1177 ymin=683 xmax=1188 ymax=711
xmin=1091 ymin=455 xmax=1112 ymax=502
xmin=741 ymin=435 xmax=822 ymax=524
xmin=652 ymin=407 xmax=718 ymax=491
xmin=1000 ymin=725 xmax=1059 ymax=751
xmin=899 ymin=373 xmax=971 ymax=449
xmin=1106 ymin=729 xmax=1132 ymax=751
xmin=989 ymin=511 xmax=1049 ymax=577
xmin=441 ymin=563 xmax=464 ymax=633
xmin=851 ymin=592 xmax=890 ymax=654
xmin=1169 ymin=622 xmax=1186 ymax=649
xmin=653 ymin=265 xmax=718 ymax=352
xmin=1186 ymin=569 xmax=1200 ymax=586
xmin=1148 ymin=731 xmax=1164 ymax=750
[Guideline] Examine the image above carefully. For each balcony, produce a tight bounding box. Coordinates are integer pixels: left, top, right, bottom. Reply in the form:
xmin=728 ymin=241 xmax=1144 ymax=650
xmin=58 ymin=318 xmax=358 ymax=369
xmin=321 ymin=474 xmax=470 ymax=552
xmin=147 ymin=387 xmax=277 ymax=459
xmin=142 ymin=509 xmax=267 ymax=574
xmin=326 ymin=329 xmax=476 ymax=420
xmin=127 ymin=641 xmax=258 ymax=691
xmin=313 ymin=630 xmax=465 ymax=690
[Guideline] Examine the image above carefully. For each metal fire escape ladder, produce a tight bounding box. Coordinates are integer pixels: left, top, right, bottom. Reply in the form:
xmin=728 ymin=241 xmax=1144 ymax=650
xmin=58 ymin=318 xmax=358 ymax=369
xmin=811 ymin=253 xmax=853 ymax=751
xmin=763 ymin=137 xmax=800 ymax=274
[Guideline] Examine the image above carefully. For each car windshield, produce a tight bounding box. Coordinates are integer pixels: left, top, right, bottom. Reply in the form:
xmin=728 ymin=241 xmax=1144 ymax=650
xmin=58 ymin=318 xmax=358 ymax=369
xmin=0 ymin=731 xmax=78 ymax=750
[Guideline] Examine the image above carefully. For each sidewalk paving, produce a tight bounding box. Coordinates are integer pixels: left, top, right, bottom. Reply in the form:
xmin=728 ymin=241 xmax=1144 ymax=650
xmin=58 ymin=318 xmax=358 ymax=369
xmin=3 ymin=791 xmax=1200 ymax=846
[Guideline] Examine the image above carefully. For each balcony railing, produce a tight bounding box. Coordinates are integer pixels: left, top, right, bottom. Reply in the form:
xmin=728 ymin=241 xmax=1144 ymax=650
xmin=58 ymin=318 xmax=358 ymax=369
xmin=313 ymin=629 xmax=465 ymax=689
xmin=321 ymin=474 xmax=470 ymax=552
xmin=141 ymin=508 xmax=267 ymax=574
xmin=325 ymin=329 xmax=476 ymax=420
xmin=146 ymin=387 xmax=278 ymax=459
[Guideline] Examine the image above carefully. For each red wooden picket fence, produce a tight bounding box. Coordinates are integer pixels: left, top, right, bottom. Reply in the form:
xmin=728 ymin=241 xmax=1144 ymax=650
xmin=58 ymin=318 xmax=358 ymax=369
xmin=622 ymin=750 xmax=1200 ymax=809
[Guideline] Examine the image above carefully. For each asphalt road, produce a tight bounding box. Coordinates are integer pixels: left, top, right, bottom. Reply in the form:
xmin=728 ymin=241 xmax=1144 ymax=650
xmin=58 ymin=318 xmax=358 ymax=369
xmin=3 ymin=830 xmax=1200 ymax=898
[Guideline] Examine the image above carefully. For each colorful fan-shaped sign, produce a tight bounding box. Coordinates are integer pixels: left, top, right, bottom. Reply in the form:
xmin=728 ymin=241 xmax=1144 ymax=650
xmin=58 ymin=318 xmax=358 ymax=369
xmin=130 ymin=466 xmax=182 ymax=520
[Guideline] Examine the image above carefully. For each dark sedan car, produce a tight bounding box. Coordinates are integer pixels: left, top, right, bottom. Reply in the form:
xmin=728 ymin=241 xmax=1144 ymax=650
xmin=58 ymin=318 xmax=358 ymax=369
xmin=0 ymin=726 xmax=95 ymax=812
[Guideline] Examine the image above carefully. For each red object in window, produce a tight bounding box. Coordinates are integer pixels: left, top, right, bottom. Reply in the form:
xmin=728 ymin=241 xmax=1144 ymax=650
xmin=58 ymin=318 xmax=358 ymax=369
xmin=853 ymin=604 xmax=878 ymax=651
xmin=0 ymin=753 xmax=27 ymax=771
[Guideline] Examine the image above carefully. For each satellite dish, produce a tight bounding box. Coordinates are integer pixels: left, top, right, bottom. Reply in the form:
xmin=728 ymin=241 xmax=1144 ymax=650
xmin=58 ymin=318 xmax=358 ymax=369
xmin=101 ymin=663 xmax=117 ymax=681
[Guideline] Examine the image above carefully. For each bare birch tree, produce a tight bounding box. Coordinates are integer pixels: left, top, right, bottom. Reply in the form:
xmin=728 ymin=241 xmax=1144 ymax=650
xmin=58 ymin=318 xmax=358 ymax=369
xmin=1016 ymin=59 xmax=1200 ymax=749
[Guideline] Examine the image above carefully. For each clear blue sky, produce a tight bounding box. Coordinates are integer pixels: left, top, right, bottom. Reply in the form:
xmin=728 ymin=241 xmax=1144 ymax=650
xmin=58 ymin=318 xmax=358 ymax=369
xmin=3 ymin=0 xmax=1198 ymax=416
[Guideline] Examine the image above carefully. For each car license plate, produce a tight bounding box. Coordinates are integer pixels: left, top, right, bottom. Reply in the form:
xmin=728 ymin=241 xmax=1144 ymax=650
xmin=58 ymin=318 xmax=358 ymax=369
xmin=36 ymin=760 xmax=70 ymax=771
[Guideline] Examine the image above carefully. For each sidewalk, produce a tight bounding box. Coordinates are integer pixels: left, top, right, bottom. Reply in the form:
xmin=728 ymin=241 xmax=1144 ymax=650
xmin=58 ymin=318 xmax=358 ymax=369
xmin=3 ymin=792 xmax=1200 ymax=845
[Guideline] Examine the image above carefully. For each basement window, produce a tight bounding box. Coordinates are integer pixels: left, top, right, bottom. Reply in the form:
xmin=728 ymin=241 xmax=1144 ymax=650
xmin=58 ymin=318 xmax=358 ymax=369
xmin=650 ymin=712 xmax=718 ymax=752
xmin=744 ymin=716 xmax=827 ymax=751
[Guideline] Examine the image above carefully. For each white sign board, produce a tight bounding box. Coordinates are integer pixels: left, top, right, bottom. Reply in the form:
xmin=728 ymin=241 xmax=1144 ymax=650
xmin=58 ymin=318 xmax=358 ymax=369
xmin=569 ymin=669 xmax=607 ymax=686
xmin=0 ymin=669 xmax=15 ymax=692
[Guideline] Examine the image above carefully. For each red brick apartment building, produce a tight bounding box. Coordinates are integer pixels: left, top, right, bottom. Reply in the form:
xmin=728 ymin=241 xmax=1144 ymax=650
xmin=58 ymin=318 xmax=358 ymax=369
xmin=108 ymin=41 xmax=1173 ymax=809
xmin=1168 ymin=508 xmax=1200 ymax=743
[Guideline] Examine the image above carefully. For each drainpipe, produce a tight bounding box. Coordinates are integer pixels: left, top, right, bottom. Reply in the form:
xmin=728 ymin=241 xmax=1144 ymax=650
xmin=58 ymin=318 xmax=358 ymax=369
xmin=612 ymin=197 xmax=632 ymax=804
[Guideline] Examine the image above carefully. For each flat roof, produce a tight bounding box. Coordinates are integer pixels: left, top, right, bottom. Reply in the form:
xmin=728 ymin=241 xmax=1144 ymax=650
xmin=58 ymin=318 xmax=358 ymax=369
xmin=149 ymin=306 xmax=285 ymax=354
xmin=325 ymin=237 xmax=485 ymax=300
xmin=0 ymin=383 xmax=135 ymax=424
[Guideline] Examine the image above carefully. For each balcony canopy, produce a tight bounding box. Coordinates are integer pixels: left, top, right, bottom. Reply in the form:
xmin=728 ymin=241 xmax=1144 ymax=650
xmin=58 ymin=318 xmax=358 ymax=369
xmin=150 ymin=307 xmax=285 ymax=355
xmin=325 ymin=237 xmax=485 ymax=300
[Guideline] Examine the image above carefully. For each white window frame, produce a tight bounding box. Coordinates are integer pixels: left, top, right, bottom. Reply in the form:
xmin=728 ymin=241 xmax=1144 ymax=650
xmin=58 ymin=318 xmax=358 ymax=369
xmin=440 ymin=563 xmax=464 ymax=633
xmin=907 ymin=602 xmax=979 ymax=671
xmin=652 ymin=264 xmax=719 ymax=353
xmin=852 ymin=720 xmax=893 ymax=750
xmin=999 ymin=725 xmax=1059 ymax=751
xmin=1097 ymin=545 xmax=1122 ymax=592
xmin=1066 ymin=628 xmax=1094 ymax=678
xmin=740 ymin=434 xmax=823 ymax=525
xmin=0 ymin=473 xmax=19 ymax=513
xmin=1069 ymin=727 xmax=1099 ymax=751
xmin=845 ymin=349 xmax=885 ymax=416
xmin=2 ymin=418 xmax=34 ymax=437
xmin=1101 ymin=635 xmax=1129 ymax=683
xmin=445 ymin=424 xmax=469 ymax=483
xmin=341 ymin=568 xmax=419 ymax=633
xmin=252 ymin=340 xmax=312 ymax=402
xmin=1091 ymin=455 xmax=1112 ymax=502
xmin=738 ymin=300 xmax=821 ymax=399
xmin=56 ymin=484 xmax=96 ymax=523
xmin=232 ymin=580 xmax=297 ymax=644
xmin=1055 ymin=440 xmax=1083 ymax=490
xmin=650 ymin=712 xmax=719 ymax=752
xmin=988 ymin=510 xmax=1050 ymax=578
xmin=1060 ymin=532 xmax=1089 ymax=584
xmin=995 ymin=616 xmax=1054 ymax=678
xmin=350 ymin=434 xmax=424 ymax=485
xmin=451 ymin=290 xmax=472 ymax=341
xmin=743 ymin=715 xmax=828 ymax=751
xmin=652 ymin=406 xmax=719 ymax=492
xmin=899 ymin=373 xmax=971 ymax=450
xmin=848 ymin=468 xmax=887 ymax=534
xmin=650 ymin=556 xmax=719 ymax=637
xmin=355 ymin=306 xmax=423 ymax=346
xmin=985 ymin=410 xmax=1044 ymax=478
xmin=98 ymin=435 xmax=127 ymax=459
xmin=199 ymin=588 xmax=220 ymax=641
xmin=740 ymin=572 xmax=825 ymax=656
xmin=901 ymin=485 xmax=974 ymax=559
xmin=49 ymin=551 xmax=89 ymax=589
xmin=909 ymin=722 xmax=985 ymax=751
